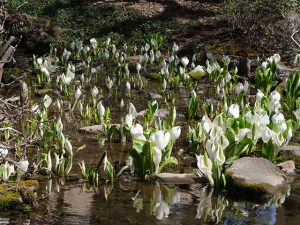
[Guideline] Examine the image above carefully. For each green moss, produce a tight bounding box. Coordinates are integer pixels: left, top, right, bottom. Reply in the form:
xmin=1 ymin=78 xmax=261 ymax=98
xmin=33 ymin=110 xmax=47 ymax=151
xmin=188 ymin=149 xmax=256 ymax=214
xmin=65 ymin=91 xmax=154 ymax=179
xmin=0 ymin=180 xmax=39 ymax=210
xmin=0 ymin=191 xmax=21 ymax=209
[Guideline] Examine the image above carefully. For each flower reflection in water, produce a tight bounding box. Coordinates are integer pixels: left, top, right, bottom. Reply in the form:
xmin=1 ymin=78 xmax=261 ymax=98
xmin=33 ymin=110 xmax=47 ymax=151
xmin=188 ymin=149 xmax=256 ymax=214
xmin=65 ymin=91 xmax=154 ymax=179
xmin=196 ymin=187 xmax=227 ymax=223
xmin=132 ymin=190 xmax=143 ymax=213
xmin=129 ymin=183 xmax=291 ymax=223
xmin=150 ymin=182 xmax=181 ymax=220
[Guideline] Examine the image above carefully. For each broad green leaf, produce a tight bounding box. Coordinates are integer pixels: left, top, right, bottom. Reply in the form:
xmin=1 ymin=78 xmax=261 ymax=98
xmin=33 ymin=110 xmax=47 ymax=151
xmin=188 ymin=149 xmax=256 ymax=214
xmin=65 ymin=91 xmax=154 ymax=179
xmin=158 ymin=157 xmax=178 ymax=173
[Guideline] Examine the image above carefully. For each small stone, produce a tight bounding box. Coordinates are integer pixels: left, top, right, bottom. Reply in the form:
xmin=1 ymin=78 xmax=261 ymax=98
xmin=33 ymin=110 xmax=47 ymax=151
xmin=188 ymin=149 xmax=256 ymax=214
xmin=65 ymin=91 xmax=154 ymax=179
xmin=154 ymin=173 xmax=204 ymax=184
xmin=277 ymin=160 xmax=295 ymax=174
xmin=136 ymin=108 xmax=169 ymax=118
xmin=79 ymin=125 xmax=103 ymax=134
xmin=149 ymin=92 xmax=162 ymax=100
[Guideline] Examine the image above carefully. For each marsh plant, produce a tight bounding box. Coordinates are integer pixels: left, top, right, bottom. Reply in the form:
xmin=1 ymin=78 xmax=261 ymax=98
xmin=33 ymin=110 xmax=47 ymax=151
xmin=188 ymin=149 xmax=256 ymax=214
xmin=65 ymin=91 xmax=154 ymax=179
xmin=78 ymin=160 xmax=99 ymax=185
xmin=254 ymin=54 xmax=280 ymax=94
xmin=128 ymin=103 xmax=181 ymax=178
xmin=3 ymin=32 xmax=300 ymax=199
xmin=187 ymin=90 xmax=201 ymax=119
xmin=192 ymin=87 xmax=296 ymax=187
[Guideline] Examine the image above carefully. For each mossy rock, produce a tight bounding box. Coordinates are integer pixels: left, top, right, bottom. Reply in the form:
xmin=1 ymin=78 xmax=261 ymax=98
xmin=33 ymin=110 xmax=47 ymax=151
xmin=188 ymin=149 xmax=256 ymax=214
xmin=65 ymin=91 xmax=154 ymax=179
xmin=148 ymin=73 xmax=162 ymax=80
xmin=188 ymin=65 xmax=206 ymax=80
xmin=0 ymin=180 xmax=39 ymax=210
xmin=225 ymin=157 xmax=288 ymax=202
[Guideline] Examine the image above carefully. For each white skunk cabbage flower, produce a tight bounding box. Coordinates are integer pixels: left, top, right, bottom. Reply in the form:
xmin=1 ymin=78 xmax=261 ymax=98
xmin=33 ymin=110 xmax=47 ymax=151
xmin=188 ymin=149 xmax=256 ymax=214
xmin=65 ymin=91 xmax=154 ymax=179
xmin=43 ymin=94 xmax=52 ymax=109
xmin=136 ymin=63 xmax=142 ymax=74
xmin=196 ymin=153 xmax=214 ymax=186
xmin=56 ymin=117 xmax=63 ymax=134
xmin=120 ymin=99 xmax=125 ymax=110
xmin=201 ymin=115 xmax=212 ymax=135
xmin=172 ymin=42 xmax=179 ymax=52
xmin=65 ymin=138 xmax=73 ymax=156
xmin=91 ymin=86 xmax=99 ymax=98
xmin=129 ymin=103 xmax=137 ymax=118
xmin=130 ymin=124 xmax=144 ymax=139
xmin=126 ymin=81 xmax=131 ymax=93
xmin=294 ymin=54 xmax=300 ymax=66
xmin=144 ymin=43 xmax=150 ymax=52
xmin=153 ymin=147 xmax=162 ymax=175
xmin=270 ymin=90 xmax=281 ymax=103
xmin=256 ymin=89 xmax=264 ymax=102
xmin=17 ymin=159 xmax=29 ymax=172
xmin=0 ymin=147 xmax=8 ymax=158
xmin=125 ymin=114 xmax=133 ymax=128
xmin=90 ymin=38 xmax=98 ymax=49
xmin=97 ymin=101 xmax=105 ymax=118
xmin=180 ymin=57 xmax=189 ymax=67
xmin=214 ymin=145 xmax=225 ymax=166
xmin=163 ymin=79 xmax=167 ymax=91
xmin=75 ymin=87 xmax=81 ymax=100
xmin=228 ymin=104 xmax=240 ymax=119
xmin=191 ymin=89 xmax=197 ymax=98
xmin=170 ymin=126 xmax=181 ymax=142
xmin=235 ymin=83 xmax=244 ymax=95
xmin=153 ymin=131 xmax=170 ymax=151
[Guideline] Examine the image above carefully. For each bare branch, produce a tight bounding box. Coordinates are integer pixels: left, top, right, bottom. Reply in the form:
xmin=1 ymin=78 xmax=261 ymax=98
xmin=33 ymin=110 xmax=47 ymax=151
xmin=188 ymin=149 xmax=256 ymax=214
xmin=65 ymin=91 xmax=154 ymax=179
xmin=291 ymin=28 xmax=300 ymax=48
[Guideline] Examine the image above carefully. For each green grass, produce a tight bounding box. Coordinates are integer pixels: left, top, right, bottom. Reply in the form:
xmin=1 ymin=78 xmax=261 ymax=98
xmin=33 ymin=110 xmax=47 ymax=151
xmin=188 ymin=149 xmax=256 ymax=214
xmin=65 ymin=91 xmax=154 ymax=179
xmin=5 ymin=0 xmax=176 ymax=48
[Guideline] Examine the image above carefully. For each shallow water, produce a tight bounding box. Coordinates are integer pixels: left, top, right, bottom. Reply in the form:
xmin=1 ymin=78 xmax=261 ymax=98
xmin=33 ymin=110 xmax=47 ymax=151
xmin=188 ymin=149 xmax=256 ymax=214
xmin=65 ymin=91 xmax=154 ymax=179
xmin=1 ymin=130 xmax=300 ymax=225
xmin=1 ymin=177 xmax=300 ymax=225
xmin=1 ymin=54 xmax=300 ymax=225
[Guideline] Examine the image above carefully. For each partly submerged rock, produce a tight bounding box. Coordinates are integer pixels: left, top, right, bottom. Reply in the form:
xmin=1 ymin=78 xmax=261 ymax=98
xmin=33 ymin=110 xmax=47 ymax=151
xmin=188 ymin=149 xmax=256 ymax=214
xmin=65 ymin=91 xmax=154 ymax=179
xmin=277 ymin=160 xmax=295 ymax=174
xmin=154 ymin=173 xmax=204 ymax=184
xmin=0 ymin=180 xmax=39 ymax=210
xmin=136 ymin=108 xmax=185 ymax=119
xmin=225 ymin=157 xmax=287 ymax=200
xmin=79 ymin=125 xmax=103 ymax=134
xmin=149 ymin=92 xmax=163 ymax=100
xmin=137 ymin=108 xmax=169 ymax=118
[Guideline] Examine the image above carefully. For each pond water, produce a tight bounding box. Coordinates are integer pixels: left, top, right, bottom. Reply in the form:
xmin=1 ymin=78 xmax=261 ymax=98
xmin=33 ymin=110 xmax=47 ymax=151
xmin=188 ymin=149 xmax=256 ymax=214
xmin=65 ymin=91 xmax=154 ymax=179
xmin=0 ymin=133 xmax=299 ymax=225
xmin=1 ymin=51 xmax=300 ymax=225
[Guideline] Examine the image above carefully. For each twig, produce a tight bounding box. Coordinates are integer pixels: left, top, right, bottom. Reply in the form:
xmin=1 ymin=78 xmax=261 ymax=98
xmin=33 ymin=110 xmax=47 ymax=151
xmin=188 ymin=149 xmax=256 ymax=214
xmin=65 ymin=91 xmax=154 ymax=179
xmin=95 ymin=151 xmax=107 ymax=173
xmin=16 ymin=1 xmax=28 ymax=11
xmin=0 ymin=127 xmax=22 ymax=135
xmin=291 ymin=28 xmax=300 ymax=48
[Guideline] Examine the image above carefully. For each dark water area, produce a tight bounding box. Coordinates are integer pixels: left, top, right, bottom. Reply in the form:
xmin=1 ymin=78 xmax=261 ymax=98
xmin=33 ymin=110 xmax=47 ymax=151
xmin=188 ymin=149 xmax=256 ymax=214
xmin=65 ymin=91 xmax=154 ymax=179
xmin=1 ymin=52 xmax=300 ymax=225
xmin=0 ymin=132 xmax=300 ymax=225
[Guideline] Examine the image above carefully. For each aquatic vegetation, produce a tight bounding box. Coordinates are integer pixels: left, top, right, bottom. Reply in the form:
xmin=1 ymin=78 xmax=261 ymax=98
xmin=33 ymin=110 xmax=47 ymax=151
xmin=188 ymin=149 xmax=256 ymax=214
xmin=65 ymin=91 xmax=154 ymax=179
xmin=78 ymin=160 xmax=99 ymax=185
xmin=254 ymin=54 xmax=280 ymax=94
xmin=187 ymin=89 xmax=201 ymax=119
xmin=284 ymin=71 xmax=300 ymax=113
xmin=1 ymin=33 xmax=300 ymax=201
xmin=129 ymin=112 xmax=180 ymax=177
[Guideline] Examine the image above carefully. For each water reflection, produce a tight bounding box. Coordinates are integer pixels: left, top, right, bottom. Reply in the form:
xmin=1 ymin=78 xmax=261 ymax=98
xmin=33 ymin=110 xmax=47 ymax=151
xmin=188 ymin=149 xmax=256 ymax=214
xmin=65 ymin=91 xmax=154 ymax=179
xmin=0 ymin=177 xmax=293 ymax=224
xmin=132 ymin=190 xmax=143 ymax=213
xmin=195 ymin=187 xmax=227 ymax=223
xmin=128 ymin=182 xmax=292 ymax=224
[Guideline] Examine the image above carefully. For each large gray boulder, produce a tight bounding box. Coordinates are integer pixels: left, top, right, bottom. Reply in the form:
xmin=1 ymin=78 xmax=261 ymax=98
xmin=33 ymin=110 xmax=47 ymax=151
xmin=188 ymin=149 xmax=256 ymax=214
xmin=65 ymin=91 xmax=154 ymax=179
xmin=225 ymin=157 xmax=287 ymax=200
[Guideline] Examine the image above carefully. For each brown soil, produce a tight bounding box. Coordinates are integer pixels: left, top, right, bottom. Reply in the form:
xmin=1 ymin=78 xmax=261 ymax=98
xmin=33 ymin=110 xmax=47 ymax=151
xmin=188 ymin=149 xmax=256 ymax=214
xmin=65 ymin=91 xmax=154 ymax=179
xmin=4 ymin=0 xmax=298 ymax=62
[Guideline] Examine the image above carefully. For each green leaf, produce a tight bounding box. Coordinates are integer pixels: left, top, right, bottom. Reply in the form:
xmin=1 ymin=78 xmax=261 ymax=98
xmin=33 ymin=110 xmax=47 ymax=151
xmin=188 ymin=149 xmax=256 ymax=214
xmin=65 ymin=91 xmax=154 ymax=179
xmin=133 ymin=139 xmax=146 ymax=154
xmin=225 ymin=128 xmax=236 ymax=143
xmin=235 ymin=138 xmax=252 ymax=156
xmin=158 ymin=157 xmax=178 ymax=173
